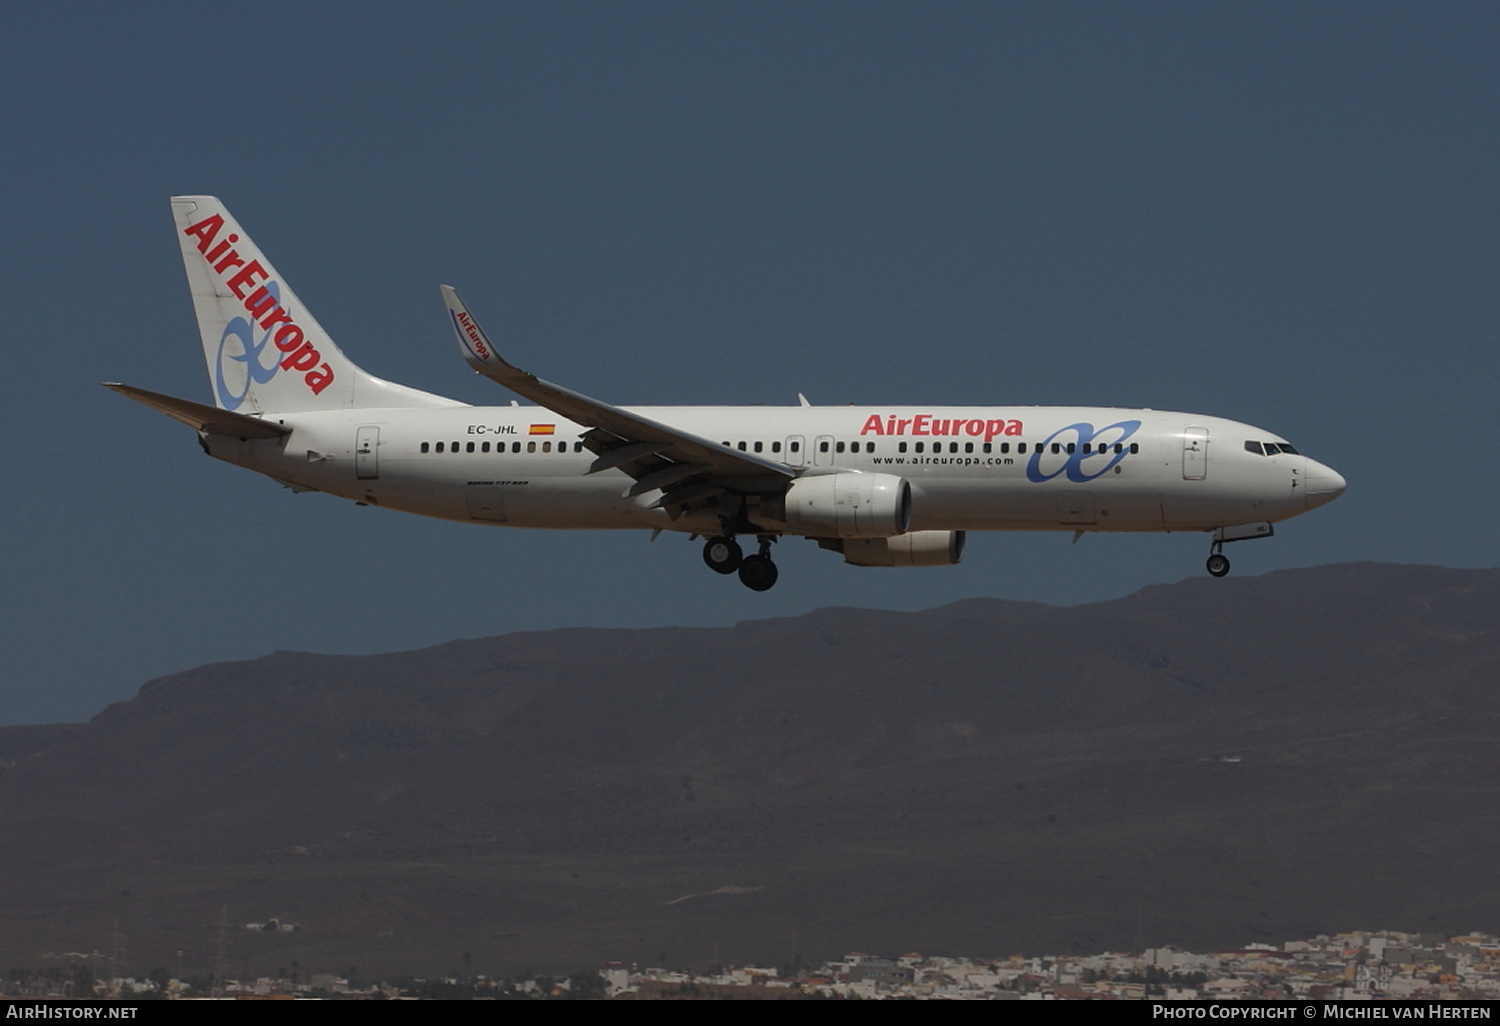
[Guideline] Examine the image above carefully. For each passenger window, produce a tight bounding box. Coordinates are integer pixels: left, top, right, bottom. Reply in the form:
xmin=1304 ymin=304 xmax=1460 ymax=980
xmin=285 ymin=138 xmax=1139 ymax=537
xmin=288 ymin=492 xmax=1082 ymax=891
xmin=1066 ymin=443 xmax=1075 ymax=454
xmin=466 ymin=442 xmax=475 ymax=453
xmin=836 ymin=441 xmax=845 ymax=453
xmin=451 ymin=441 xmax=460 ymax=452
xmin=435 ymin=442 xmax=444 ymax=453
xmin=965 ymin=442 xmax=974 ymax=453
xmin=772 ymin=441 xmax=782 ymax=453
xmin=527 ymin=441 xmax=536 ymax=453
xmin=819 ymin=441 xmax=829 ymax=453
xmin=754 ymin=441 xmax=763 ymax=453
xmin=738 ymin=441 xmax=747 ymax=451
xmin=543 ymin=441 xmax=552 ymax=453
xmin=1130 ymin=443 xmax=1139 ymax=454
xmin=790 ymin=441 xmax=800 ymax=453
xmin=898 ymin=442 xmax=908 ymax=453
xmin=421 ymin=442 xmax=430 ymax=453
xmin=512 ymin=442 xmax=521 ymax=453
xmin=1018 ymin=443 xmax=1027 ymax=454
xmin=915 ymin=442 xmax=925 ymax=453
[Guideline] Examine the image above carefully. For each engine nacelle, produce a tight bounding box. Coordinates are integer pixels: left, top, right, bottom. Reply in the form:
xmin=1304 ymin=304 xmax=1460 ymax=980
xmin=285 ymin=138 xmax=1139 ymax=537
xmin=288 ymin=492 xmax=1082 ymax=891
xmin=833 ymin=530 xmax=966 ymax=567
xmin=768 ymin=472 xmax=912 ymax=539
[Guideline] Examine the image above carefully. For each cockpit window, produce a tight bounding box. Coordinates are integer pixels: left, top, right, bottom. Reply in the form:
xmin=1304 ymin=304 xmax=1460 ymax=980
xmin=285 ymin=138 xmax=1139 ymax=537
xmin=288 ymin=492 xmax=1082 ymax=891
xmin=1248 ymin=440 xmax=1302 ymax=456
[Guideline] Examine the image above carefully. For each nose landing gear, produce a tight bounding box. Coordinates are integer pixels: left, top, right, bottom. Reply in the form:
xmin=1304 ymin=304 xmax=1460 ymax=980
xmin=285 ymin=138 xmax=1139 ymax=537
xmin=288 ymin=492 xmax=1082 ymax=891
xmin=1204 ymin=522 xmax=1274 ymax=577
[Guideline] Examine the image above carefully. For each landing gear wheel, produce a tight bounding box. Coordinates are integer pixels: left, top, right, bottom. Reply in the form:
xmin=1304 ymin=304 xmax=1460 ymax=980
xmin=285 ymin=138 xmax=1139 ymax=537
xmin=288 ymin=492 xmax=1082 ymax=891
xmin=703 ymin=536 xmax=743 ymax=574
xmin=738 ymin=554 xmax=779 ymax=592
xmin=1206 ymin=553 xmax=1230 ymax=578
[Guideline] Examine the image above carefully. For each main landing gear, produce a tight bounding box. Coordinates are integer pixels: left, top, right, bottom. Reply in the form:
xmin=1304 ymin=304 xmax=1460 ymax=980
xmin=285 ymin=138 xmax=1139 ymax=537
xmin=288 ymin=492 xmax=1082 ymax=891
xmin=703 ymin=535 xmax=778 ymax=591
xmin=1206 ymin=543 xmax=1231 ymax=578
xmin=703 ymin=536 xmax=742 ymax=574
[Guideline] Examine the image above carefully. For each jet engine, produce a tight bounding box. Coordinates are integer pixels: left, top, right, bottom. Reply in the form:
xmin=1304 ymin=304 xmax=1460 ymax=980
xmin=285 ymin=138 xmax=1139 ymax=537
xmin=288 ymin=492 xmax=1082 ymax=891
xmin=828 ymin=530 xmax=966 ymax=567
xmin=757 ymin=472 xmax=911 ymax=538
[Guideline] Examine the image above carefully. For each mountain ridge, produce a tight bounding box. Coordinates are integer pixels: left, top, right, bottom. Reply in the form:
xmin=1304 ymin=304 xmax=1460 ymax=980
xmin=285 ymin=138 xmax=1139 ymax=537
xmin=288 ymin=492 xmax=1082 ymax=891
xmin=0 ymin=562 xmax=1496 ymax=978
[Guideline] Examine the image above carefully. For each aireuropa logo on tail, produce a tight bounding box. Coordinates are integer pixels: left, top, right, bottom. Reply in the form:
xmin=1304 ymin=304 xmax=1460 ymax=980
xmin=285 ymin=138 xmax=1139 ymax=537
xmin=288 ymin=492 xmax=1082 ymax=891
xmin=183 ymin=214 xmax=334 ymax=410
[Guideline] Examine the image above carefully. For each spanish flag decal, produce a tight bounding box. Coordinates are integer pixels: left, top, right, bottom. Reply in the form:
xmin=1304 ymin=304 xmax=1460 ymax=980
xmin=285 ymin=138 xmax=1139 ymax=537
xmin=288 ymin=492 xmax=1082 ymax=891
xmin=529 ymin=424 xmax=556 ymax=436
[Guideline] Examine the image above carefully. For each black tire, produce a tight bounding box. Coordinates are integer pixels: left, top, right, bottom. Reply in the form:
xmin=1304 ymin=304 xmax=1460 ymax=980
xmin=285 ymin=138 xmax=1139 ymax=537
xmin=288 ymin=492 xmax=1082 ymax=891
xmin=703 ymin=536 xmax=743 ymax=574
xmin=1206 ymin=553 xmax=1230 ymax=578
xmin=738 ymin=554 xmax=779 ymax=591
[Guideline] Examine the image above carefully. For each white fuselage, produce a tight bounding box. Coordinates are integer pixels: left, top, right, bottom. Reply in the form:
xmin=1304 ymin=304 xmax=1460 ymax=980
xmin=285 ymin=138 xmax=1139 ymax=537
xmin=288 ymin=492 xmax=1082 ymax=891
xmin=207 ymin=403 xmax=1343 ymax=536
xmin=124 ymin=196 xmax=1347 ymax=590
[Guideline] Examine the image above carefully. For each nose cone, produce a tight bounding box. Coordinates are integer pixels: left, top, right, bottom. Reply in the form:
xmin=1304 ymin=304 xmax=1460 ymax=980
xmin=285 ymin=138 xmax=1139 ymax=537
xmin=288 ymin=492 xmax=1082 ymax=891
xmin=1304 ymin=459 xmax=1346 ymax=509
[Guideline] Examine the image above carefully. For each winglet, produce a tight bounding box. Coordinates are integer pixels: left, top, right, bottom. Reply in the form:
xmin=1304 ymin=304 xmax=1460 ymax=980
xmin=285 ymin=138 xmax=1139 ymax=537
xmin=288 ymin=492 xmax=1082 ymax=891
xmin=442 ymin=285 xmax=515 ymax=378
xmin=435 ymin=286 xmax=793 ymax=483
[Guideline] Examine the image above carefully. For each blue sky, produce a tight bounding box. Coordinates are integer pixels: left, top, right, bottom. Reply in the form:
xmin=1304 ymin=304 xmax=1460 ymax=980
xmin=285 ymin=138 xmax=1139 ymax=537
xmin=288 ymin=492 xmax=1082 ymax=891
xmin=2 ymin=2 xmax=1496 ymax=724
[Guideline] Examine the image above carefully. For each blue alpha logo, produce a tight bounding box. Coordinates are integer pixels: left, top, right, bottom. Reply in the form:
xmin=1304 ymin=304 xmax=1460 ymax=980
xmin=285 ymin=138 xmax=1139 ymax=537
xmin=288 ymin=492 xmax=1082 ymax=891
xmin=214 ymin=281 xmax=285 ymax=410
xmin=1026 ymin=420 xmax=1142 ymax=483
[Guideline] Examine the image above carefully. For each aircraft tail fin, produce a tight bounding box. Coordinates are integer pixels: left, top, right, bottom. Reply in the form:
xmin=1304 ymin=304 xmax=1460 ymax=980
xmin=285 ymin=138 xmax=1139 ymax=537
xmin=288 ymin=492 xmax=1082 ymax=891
xmin=171 ymin=196 xmax=462 ymax=413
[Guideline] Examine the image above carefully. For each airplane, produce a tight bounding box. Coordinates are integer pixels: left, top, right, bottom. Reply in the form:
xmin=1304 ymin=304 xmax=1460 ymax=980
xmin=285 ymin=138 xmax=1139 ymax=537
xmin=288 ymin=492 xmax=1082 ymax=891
xmin=108 ymin=196 xmax=1346 ymax=592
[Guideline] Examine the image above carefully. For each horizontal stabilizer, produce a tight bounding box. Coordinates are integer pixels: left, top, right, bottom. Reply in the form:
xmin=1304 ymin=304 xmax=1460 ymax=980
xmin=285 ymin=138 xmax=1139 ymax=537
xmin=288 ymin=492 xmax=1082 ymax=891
xmin=104 ymin=383 xmax=291 ymax=439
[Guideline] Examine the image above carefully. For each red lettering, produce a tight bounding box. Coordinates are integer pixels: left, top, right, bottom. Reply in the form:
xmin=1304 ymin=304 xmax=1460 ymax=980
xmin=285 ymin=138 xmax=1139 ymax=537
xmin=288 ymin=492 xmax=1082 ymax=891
xmin=258 ymin=304 xmax=293 ymax=331
xmin=213 ymin=249 xmax=245 ymax=274
xmin=280 ymin=342 xmax=320 ymax=372
xmin=244 ymin=286 xmax=278 ymax=321
xmin=205 ymin=233 xmax=240 ymax=264
xmin=183 ymin=215 xmax=224 ymax=253
xmin=273 ymin=324 xmax=304 ymax=352
xmin=965 ymin=419 xmax=984 ymax=437
xmin=458 ymin=314 xmax=489 ymax=357
xmin=984 ymin=419 xmax=1006 ymax=442
xmin=897 ymin=419 xmax=911 ymax=434
xmin=860 ymin=414 xmax=884 ymax=435
xmin=226 ymin=260 xmax=267 ymax=298
xmin=912 ymin=415 xmax=930 ymax=436
xmin=1005 ymin=421 xmax=1023 ymax=436
xmin=305 ymin=364 xmax=334 ymax=394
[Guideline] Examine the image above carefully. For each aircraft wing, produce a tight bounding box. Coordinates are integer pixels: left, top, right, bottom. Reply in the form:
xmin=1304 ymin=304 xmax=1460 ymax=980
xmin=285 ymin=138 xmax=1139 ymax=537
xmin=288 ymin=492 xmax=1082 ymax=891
xmin=440 ymin=287 xmax=794 ymax=512
xmin=105 ymin=382 xmax=292 ymax=439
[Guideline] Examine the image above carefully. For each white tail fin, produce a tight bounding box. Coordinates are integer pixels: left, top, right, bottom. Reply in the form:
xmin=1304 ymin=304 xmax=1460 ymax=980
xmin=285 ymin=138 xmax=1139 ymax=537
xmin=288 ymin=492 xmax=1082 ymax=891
xmin=171 ymin=196 xmax=462 ymax=413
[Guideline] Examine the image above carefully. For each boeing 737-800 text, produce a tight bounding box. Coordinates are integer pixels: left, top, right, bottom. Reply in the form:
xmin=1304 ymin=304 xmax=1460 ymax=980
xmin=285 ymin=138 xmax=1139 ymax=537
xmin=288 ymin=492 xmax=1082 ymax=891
xmin=108 ymin=196 xmax=1345 ymax=591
